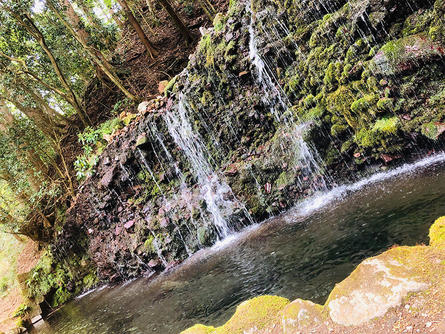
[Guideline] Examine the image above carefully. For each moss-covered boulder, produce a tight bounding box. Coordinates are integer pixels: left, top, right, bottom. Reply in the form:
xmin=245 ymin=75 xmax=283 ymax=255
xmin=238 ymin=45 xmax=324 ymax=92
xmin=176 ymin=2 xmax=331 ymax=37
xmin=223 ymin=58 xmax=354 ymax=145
xmin=429 ymin=216 xmax=445 ymax=249
xmin=373 ymin=33 xmax=444 ymax=75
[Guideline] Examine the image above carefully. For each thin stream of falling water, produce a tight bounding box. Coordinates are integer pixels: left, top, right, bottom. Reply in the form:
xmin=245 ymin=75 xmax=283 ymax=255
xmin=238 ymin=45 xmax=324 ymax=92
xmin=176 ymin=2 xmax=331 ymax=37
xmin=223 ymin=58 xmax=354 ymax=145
xmin=135 ymin=147 xmax=193 ymax=255
xmin=110 ymin=189 xmax=124 ymax=206
xmin=149 ymin=124 xmax=210 ymax=253
xmin=164 ymin=94 xmax=254 ymax=238
xmin=150 ymin=231 xmax=168 ymax=267
xmin=136 ymin=148 xmax=164 ymax=195
xmin=119 ymin=162 xmax=135 ymax=188
xmin=247 ymin=2 xmax=330 ymax=190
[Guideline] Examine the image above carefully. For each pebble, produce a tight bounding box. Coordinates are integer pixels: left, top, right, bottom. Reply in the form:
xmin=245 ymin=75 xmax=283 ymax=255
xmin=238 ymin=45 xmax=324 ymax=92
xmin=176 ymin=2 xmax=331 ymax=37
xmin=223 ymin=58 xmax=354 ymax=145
xmin=426 ymin=322 xmax=432 ymax=328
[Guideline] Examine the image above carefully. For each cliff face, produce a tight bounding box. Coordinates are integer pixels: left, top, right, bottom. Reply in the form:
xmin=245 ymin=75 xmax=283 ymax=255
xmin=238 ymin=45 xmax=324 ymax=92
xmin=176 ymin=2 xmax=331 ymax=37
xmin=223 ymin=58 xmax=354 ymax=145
xmin=47 ymin=0 xmax=444 ymax=287
xmin=182 ymin=217 xmax=445 ymax=334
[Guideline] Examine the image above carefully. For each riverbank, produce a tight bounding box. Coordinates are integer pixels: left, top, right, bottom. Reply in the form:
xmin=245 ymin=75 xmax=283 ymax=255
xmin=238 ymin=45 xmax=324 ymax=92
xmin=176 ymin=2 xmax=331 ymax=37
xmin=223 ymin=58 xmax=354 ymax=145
xmin=183 ymin=216 xmax=445 ymax=334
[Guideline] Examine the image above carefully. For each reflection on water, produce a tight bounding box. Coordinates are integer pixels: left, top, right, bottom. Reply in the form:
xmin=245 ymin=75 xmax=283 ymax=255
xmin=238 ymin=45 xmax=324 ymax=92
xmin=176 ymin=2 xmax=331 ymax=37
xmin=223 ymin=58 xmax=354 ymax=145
xmin=33 ymin=158 xmax=445 ymax=334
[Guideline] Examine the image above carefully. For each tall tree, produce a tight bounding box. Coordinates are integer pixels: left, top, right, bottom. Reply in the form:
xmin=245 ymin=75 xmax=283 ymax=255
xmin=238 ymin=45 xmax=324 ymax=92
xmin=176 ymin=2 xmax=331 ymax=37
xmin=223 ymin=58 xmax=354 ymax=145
xmin=158 ymin=0 xmax=193 ymax=43
xmin=49 ymin=0 xmax=137 ymax=100
xmin=75 ymin=0 xmax=103 ymax=32
xmin=116 ymin=0 xmax=158 ymax=58
xmin=4 ymin=9 xmax=91 ymax=126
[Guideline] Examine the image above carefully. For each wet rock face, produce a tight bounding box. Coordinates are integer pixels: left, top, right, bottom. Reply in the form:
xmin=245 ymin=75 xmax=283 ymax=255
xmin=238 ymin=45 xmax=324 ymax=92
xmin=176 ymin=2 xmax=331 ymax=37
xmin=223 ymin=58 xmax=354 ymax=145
xmin=57 ymin=0 xmax=445 ymax=282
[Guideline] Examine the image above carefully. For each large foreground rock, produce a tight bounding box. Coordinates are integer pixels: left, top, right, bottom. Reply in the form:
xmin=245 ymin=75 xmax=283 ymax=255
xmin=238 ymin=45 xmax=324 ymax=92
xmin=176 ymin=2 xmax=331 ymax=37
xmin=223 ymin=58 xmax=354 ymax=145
xmin=182 ymin=217 xmax=445 ymax=333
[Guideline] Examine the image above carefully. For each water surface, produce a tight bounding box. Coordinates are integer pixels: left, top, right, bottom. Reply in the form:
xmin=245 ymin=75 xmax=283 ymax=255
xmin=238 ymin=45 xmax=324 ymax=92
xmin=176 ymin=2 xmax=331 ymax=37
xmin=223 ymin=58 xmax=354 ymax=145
xmin=33 ymin=156 xmax=445 ymax=334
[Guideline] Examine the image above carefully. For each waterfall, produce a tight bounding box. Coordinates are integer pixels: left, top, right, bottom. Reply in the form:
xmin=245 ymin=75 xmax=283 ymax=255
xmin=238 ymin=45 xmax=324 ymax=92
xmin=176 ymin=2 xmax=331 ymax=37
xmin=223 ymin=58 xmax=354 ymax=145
xmin=136 ymin=148 xmax=164 ymax=194
xmin=247 ymin=1 xmax=329 ymax=191
xmin=163 ymin=94 xmax=253 ymax=238
xmin=150 ymin=231 xmax=168 ymax=267
xmin=135 ymin=146 xmax=195 ymax=255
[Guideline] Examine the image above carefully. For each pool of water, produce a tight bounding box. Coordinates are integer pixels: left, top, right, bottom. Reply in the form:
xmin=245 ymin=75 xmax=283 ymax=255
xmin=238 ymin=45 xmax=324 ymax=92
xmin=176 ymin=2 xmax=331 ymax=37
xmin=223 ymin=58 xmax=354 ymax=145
xmin=32 ymin=155 xmax=445 ymax=334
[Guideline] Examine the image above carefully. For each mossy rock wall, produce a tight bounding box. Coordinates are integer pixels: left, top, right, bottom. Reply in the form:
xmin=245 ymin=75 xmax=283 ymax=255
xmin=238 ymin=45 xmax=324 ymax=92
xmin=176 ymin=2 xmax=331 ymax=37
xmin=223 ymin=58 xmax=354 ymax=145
xmin=56 ymin=0 xmax=445 ymax=283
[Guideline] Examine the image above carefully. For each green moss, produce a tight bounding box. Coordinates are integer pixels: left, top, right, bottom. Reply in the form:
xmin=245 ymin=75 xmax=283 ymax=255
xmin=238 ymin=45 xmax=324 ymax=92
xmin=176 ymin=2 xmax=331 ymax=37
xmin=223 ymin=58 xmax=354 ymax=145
xmin=213 ymin=13 xmax=226 ymax=33
xmin=402 ymin=10 xmax=433 ymax=36
xmin=326 ymin=86 xmax=357 ymax=128
xmin=12 ymin=304 xmax=31 ymax=318
xmin=421 ymin=122 xmax=439 ymax=140
xmin=331 ymin=122 xmax=349 ymax=137
xmin=144 ymin=235 xmax=155 ymax=254
xmin=164 ymin=76 xmax=177 ymax=96
xmin=376 ymin=98 xmax=394 ymax=112
xmin=214 ymin=296 xmax=289 ymax=334
xmin=26 ymin=250 xmax=95 ymax=308
xmin=306 ymin=106 xmax=325 ymax=120
xmin=340 ymin=63 xmax=353 ymax=83
xmin=323 ymin=62 xmax=342 ymax=89
xmin=223 ymin=41 xmax=236 ymax=62
xmin=275 ymin=171 xmax=294 ymax=188
xmin=200 ymin=91 xmax=213 ymax=106
xmin=341 ymin=139 xmax=354 ymax=153
xmin=355 ymin=128 xmax=380 ymax=148
xmin=350 ymin=94 xmax=379 ymax=116
xmin=182 ymin=324 xmax=215 ymax=334
xmin=15 ymin=317 xmax=25 ymax=328
xmin=82 ymin=273 xmax=98 ymax=290
xmin=429 ymin=217 xmax=445 ymax=248
xmin=198 ymin=34 xmax=215 ymax=67
xmin=51 ymin=287 xmax=72 ymax=308
xmin=428 ymin=25 xmax=443 ymax=42
xmin=304 ymin=94 xmax=315 ymax=108
xmin=373 ymin=117 xmax=400 ymax=135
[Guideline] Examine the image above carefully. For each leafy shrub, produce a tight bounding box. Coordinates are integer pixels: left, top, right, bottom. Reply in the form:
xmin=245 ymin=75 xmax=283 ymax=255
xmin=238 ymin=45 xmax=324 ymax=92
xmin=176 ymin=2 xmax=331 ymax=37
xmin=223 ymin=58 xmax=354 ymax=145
xmin=74 ymin=118 xmax=123 ymax=181
xmin=12 ymin=304 xmax=31 ymax=318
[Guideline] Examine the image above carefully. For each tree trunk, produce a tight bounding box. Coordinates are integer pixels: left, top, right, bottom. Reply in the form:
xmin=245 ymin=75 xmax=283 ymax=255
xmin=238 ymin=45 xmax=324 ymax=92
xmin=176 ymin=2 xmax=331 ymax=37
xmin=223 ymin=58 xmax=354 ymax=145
xmin=197 ymin=0 xmax=216 ymax=21
xmin=105 ymin=4 xmax=125 ymax=29
xmin=15 ymin=12 xmax=91 ymax=126
xmin=49 ymin=2 xmax=137 ymax=100
xmin=76 ymin=0 xmax=103 ymax=32
xmin=157 ymin=0 xmax=193 ymax=43
xmin=60 ymin=0 xmax=89 ymax=42
xmin=117 ymin=0 xmax=158 ymax=58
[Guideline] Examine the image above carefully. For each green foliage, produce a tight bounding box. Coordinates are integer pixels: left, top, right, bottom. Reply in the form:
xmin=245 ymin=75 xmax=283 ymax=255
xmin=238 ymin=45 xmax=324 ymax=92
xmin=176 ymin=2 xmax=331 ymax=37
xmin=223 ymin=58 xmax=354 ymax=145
xmin=111 ymin=98 xmax=133 ymax=116
xmin=355 ymin=128 xmax=380 ymax=148
xmin=26 ymin=251 xmax=76 ymax=307
xmin=213 ymin=13 xmax=226 ymax=32
xmin=12 ymin=303 xmax=31 ymax=318
xmin=0 ymin=112 xmax=62 ymax=236
xmin=75 ymin=118 xmax=123 ymax=181
xmin=373 ymin=117 xmax=400 ymax=135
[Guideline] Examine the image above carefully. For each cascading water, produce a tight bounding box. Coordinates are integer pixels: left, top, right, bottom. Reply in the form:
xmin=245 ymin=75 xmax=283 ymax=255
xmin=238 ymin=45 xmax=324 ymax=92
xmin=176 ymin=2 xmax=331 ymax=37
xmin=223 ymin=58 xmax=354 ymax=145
xmin=150 ymin=231 xmax=168 ymax=267
xmin=136 ymin=148 xmax=164 ymax=194
xmin=247 ymin=1 xmax=329 ymax=191
xmin=163 ymin=94 xmax=253 ymax=238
